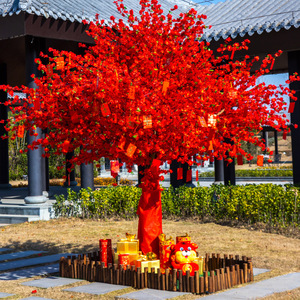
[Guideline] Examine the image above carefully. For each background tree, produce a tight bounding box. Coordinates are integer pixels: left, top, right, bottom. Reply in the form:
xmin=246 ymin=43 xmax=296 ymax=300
xmin=1 ymin=0 xmax=298 ymax=255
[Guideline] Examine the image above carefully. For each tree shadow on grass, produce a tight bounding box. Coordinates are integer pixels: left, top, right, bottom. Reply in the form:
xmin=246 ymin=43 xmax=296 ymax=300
xmin=3 ymin=239 xmax=98 ymax=255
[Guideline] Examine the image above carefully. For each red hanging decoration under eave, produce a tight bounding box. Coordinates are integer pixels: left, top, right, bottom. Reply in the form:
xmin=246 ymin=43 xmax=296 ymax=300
xmin=288 ymin=102 xmax=295 ymax=114
xmin=177 ymin=167 xmax=183 ymax=180
xmin=186 ymin=169 xmax=192 ymax=182
xmin=196 ymin=170 xmax=199 ymax=181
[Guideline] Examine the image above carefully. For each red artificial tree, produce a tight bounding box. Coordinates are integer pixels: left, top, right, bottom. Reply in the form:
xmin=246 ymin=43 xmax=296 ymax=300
xmin=1 ymin=0 xmax=299 ymax=255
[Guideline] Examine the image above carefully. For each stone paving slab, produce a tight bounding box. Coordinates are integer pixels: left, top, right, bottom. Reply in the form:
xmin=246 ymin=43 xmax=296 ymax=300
xmin=0 ymin=264 xmax=59 ymax=280
xmin=22 ymin=276 xmax=82 ymax=288
xmin=0 ymin=248 xmax=11 ymax=253
xmin=0 ymin=253 xmax=73 ymax=271
xmin=0 ymin=292 xmax=14 ymax=298
xmin=198 ymin=272 xmax=300 ymax=299
xmin=116 ymin=288 xmax=191 ymax=299
xmin=63 ymin=282 xmax=128 ymax=295
xmin=0 ymin=251 xmax=46 ymax=262
xmin=253 ymin=268 xmax=270 ymax=276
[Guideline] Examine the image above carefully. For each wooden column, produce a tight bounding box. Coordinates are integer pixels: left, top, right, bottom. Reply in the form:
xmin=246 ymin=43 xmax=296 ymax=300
xmin=24 ymin=36 xmax=46 ymax=204
xmin=0 ymin=63 xmax=11 ymax=189
xmin=81 ymin=162 xmax=94 ymax=190
xmin=214 ymin=158 xmax=224 ymax=183
xmin=288 ymin=51 xmax=300 ymax=186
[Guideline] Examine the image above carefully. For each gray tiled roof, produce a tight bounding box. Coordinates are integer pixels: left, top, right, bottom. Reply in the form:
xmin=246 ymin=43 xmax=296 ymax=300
xmin=0 ymin=0 xmax=193 ymax=23
xmin=0 ymin=0 xmax=299 ymax=41
xmin=196 ymin=0 xmax=300 ymax=41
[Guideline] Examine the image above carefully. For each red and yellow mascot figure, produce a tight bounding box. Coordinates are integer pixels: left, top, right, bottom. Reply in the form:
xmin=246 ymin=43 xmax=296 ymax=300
xmin=170 ymin=234 xmax=199 ymax=276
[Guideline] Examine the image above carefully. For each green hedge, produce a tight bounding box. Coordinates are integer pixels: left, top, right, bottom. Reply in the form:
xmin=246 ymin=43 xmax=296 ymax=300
xmin=54 ymin=184 xmax=300 ymax=227
xmin=200 ymin=168 xmax=293 ymax=178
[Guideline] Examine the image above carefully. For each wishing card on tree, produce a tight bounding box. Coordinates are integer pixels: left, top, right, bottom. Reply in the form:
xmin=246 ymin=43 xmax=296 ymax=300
xmin=126 ymin=143 xmax=137 ymax=158
xmin=128 ymin=86 xmax=135 ymax=100
xmin=118 ymin=137 xmax=126 ymax=151
xmin=162 ymin=80 xmax=169 ymax=95
xmin=55 ymin=57 xmax=64 ymax=70
xmin=207 ymin=114 xmax=217 ymax=127
xmin=198 ymin=116 xmax=207 ymax=127
xmin=208 ymin=140 xmax=213 ymax=151
xmin=143 ymin=115 xmax=152 ymax=129
xmin=101 ymin=103 xmax=111 ymax=117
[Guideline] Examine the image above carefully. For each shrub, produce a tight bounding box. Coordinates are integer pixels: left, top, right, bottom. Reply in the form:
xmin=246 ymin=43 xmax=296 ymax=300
xmin=54 ymin=184 xmax=300 ymax=227
xmin=199 ymin=167 xmax=293 ymax=178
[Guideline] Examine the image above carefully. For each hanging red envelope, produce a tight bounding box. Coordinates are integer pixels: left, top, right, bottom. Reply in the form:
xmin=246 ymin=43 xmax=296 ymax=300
xmin=186 ymin=169 xmax=192 ymax=182
xmin=143 ymin=115 xmax=152 ymax=129
xmin=16 ymin=125 xmax=25 ymax=138
xmin=237 ymin=154 xmax=243 ymax=165
xmin=257 ymin=155 xmax=264 ymax=167
xmin=101 ymin=103 xmax=111 ymax=117
xmin=198 ymin=116 xmax=207 ymax=127
xmin=110 ymin=160 xmax=120 ymax=178
xmin=126 ymin=143 xmax=137 ymax=158
xmin=128 ymin=86 xmax=135 ymax=100
xmin=177 ymin=167 xmax=183 ymax=180
xmin=196 ymin=170 xmax=199 ymax=181
xmin=288 ymin=102 xmax=295 ymax=114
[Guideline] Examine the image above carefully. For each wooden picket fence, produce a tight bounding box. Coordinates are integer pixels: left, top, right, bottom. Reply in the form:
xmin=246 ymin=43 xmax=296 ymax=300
xmin=59 ymin=252 xmax=254 ymax=294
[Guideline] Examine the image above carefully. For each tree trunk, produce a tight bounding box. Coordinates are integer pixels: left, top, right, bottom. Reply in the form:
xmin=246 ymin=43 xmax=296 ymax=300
xmin=137 ymin=159 xmax=163 ymax=256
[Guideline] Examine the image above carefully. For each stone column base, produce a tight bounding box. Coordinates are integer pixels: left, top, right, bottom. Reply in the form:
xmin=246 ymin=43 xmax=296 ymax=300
xmin=24 ymin=195 xmax=47 ymax=205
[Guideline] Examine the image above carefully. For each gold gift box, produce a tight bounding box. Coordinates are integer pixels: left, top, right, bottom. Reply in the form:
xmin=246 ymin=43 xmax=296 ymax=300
xmin=193 ymin=256 xmax=204 ymax=275
xmin=114 ymin=252 xmax=138 ymax=265
xmin=117 ymin=239 xmax=139 ymax=254
xmin=135 ymin=259 xmax=160 ymax=273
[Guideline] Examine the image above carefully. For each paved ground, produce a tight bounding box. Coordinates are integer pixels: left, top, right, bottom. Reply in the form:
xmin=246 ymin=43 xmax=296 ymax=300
xmin=0 ymin=247 xmax=299 ymax=299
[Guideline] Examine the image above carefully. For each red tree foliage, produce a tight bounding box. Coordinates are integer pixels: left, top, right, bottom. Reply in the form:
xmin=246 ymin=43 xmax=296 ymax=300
xmin=1 ymin=0 xmax=298 ymax=254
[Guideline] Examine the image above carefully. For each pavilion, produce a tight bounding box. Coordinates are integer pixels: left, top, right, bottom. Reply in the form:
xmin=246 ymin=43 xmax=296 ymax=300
xmin=0 ymin=0 xmax=300 ymax=205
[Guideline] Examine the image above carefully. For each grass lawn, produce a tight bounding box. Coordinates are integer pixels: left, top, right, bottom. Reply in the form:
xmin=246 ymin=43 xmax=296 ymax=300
xmin=0 ymin=218 xmax=299 ymax=299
